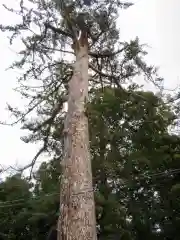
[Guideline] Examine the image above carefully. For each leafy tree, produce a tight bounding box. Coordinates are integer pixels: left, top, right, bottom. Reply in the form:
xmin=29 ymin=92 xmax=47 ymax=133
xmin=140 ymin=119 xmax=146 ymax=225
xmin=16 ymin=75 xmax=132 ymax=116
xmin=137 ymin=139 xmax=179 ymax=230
xmin=88 ymin=87 xmax=176 ymax=239
xmin=1 ymin=87 xmax=179 ymax=240
xmin=0 ymin=174 xmax=33 ymax=239
xmin=0 ymin=165 xmax=60 ymax=240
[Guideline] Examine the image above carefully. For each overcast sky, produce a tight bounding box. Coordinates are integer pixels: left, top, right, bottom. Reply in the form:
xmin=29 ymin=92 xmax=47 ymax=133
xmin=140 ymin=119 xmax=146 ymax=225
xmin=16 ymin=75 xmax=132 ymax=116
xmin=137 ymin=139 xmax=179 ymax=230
xmin=0 ymin=0 xmax=179 ymax=169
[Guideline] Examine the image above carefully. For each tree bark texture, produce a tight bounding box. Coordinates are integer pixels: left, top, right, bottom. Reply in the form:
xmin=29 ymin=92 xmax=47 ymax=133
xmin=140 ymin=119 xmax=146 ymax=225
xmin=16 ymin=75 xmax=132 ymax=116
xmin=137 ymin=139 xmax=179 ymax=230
xmin=58 ymin=38 xmax=97 ymax=240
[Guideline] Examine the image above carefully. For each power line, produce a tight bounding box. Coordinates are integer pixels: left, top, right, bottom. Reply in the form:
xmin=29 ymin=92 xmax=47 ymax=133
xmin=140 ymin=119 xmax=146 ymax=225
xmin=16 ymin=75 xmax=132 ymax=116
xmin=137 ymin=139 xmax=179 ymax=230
xmin=0 ymin=191 xmax=59 ymax=206
xmin=0 ymin=192 xmax=59 ymax=208
xmin=0 ymin=168 xmax=180 ymax=208
xmin=0 ymin=187 xmax=95 ymax=208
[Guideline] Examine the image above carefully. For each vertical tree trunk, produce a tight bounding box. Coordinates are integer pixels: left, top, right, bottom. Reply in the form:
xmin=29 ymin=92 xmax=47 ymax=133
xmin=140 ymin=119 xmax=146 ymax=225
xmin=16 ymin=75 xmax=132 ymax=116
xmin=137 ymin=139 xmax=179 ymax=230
xmin=58 ymin=38 xmax=97 ymax=239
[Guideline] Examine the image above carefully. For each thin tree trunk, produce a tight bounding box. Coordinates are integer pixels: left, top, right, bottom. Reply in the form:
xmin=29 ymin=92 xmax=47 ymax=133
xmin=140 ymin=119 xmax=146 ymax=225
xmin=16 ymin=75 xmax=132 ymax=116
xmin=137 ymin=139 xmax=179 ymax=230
xmin=58 ymin=37 xmax=97 ymax=239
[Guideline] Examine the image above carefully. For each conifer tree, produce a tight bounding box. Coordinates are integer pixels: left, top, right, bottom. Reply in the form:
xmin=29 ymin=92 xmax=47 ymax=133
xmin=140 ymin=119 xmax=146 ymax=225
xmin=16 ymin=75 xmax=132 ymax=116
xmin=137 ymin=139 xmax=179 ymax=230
xmin=0 ymin=0 xmax=162 ymax=239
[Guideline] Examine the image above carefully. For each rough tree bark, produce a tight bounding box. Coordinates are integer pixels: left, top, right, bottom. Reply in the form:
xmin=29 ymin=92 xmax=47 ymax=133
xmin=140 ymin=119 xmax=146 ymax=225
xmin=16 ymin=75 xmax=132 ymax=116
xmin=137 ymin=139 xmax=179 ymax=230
xmin=58 ymin=33 xmax=97 ymax=239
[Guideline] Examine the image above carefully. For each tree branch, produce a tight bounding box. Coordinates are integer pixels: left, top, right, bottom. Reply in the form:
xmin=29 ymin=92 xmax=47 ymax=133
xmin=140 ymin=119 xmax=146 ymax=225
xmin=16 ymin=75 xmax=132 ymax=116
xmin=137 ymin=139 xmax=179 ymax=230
xmin=89 ymin=63 xmax=148 ymax=100
xmin=29 ymin=95 xmax=67 ymax=133
xmin=89 ymin=63 xmax=122 ymax=88
xmin=19 ymin=145 xmax=46 ymax=179
xmin=89 ymin=46 xmax=127 ymax=58
xmin=45 ymin=23 xmax=73 ymax=39
xmin=14 ymin=94 xmax=67 ymax=179
xmin=40 ymin=44 xmax=74 ymax=55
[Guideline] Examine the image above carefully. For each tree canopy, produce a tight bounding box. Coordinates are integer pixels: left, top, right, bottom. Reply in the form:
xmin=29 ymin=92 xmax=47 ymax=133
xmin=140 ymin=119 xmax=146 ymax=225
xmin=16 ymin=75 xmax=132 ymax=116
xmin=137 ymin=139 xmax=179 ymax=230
xmin=1 ymin=88 xmax=180 ymax=239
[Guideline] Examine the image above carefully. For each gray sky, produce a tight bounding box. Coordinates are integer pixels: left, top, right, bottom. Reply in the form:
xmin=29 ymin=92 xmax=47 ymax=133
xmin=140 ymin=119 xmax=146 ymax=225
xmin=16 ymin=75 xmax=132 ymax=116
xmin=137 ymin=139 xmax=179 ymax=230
xmin=0 ymin=0 xmax=179 ymax=169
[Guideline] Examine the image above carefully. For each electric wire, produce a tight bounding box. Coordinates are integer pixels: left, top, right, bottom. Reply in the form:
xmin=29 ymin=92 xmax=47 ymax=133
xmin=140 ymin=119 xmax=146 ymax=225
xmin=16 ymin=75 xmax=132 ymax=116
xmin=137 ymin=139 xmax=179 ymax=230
xmin=0 ymin=168 xmax=180 ymax=208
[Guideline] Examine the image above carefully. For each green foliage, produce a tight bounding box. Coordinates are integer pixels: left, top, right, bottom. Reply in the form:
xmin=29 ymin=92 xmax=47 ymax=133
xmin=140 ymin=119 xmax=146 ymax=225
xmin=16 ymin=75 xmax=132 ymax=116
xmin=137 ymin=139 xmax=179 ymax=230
xmin=1 ymin=88 xmax=180 ymax=239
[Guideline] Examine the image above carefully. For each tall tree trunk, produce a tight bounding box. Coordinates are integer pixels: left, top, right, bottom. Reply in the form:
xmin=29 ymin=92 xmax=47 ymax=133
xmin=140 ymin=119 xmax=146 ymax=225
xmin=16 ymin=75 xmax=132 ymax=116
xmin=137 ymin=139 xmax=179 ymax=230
xmin=58 ymin=36 xmax=97 ymax=239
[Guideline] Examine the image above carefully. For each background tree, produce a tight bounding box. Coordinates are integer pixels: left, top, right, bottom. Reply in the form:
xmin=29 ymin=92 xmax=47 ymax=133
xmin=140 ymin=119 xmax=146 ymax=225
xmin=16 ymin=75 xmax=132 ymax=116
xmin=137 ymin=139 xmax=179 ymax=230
xmin=1 ymin=87 xmax=180 ymax=239
xmin=0 ymin=174 xmax=33 ymax=239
